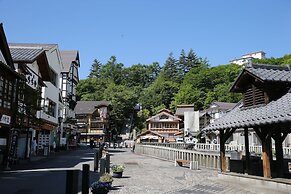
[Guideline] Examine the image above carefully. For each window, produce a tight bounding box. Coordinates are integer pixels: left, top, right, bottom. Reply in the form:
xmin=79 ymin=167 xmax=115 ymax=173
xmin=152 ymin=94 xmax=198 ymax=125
xmin=243 ymin=85 xmax=266 ymax=107
xmin=0 ymin=77 xmax=13 ymax=109
xmin=46 ymin=98 xmax=56 ymax=117
xmin=50 ymin=69 xmax=57 ymax=87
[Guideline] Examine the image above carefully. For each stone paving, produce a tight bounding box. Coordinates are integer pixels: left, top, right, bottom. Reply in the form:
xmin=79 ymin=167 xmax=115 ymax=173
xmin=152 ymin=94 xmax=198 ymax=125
xmin=104 ymin=148 xmax=288 ymax=194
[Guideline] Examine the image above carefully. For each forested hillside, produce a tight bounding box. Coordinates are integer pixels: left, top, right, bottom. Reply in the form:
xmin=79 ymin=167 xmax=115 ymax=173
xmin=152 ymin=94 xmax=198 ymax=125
xmin=77 ymin=50 xmax=291 ymax=134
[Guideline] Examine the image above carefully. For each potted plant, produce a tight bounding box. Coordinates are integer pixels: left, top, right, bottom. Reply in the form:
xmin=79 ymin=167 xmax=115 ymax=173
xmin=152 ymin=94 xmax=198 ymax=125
xmin=91 ymin=181 xmax=111 ymax=194
xmin=99 ymin=173 xmax=113 ymax=186
xmin=112 ymin=164 xmax=125 ymax=178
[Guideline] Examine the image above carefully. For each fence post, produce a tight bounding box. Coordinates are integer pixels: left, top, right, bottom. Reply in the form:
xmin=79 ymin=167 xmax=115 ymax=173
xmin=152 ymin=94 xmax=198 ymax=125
xmin=94 ymin=150 xmax=99 ymax=172
xmin=106 ymin=154 xmax=110 ymax=173
xmin=66 ymin=170 xmax=79 ymax=194
xmin=100 ymin=158 xmax=106 ymax=175
xmin=82 ymin=164 xmax=90 ymax=194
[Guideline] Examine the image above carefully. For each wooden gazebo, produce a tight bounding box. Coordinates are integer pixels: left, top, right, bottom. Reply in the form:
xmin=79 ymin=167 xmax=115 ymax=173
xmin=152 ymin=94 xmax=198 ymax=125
xmin=204 ymin=63 xmax=291 ymax=178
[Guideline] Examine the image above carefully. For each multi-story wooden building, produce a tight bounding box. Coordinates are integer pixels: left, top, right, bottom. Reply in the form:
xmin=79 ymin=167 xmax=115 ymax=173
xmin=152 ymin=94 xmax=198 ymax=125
xmin=60 ymin=50 xmax=80 ymax=147
xmin=146 ymin=109 xmax=182 ymax=142
xmin=0 ymin=23 xmax=25 ymax=167
xmin=9 ymin=43 xmax=64 ymax=152
xmin=75 ymin=101 xmax=110 ymax=144
xmin=9 ymin=44 xmax=51 ymax=159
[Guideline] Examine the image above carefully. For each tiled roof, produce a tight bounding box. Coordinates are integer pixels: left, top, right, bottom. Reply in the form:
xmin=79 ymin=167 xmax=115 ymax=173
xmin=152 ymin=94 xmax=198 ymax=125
xmin=75 ymin=101 xmax=110 ymax=114
xmin=203 ymin=90 xmax=291 ymax=131
xmin=60 ymin=50 xmax=79 ymax=73
xmin=9 ymin=47 xmax=44 ymax=62
xmin=246 ymin=63 xmax=291 ymax=82
xmin=136 ymin=130 xmax=163 ymax=138
xmin=146 ymin=111 xmax=181 ymax=122
xmin=175 ymin=104 xmax=194 ymax=116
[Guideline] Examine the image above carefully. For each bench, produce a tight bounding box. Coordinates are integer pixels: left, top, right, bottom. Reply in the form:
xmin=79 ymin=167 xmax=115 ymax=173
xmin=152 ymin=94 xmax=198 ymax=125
xmin=175 ymin=159 xmax=198 ymax=170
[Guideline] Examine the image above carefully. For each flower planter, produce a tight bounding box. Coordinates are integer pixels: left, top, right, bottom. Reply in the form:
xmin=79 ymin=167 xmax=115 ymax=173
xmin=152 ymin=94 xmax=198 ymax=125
xmin=112 ymin=171 xmax=123 ymax=178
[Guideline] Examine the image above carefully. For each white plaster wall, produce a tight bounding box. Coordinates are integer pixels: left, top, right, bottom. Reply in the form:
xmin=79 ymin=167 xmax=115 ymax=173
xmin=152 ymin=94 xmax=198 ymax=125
xmin=39 ymin=45 xmax=63 ymax=125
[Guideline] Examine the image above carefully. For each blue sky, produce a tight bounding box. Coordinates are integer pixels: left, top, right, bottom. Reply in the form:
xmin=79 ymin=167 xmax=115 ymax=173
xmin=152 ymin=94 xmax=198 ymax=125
xmin=1 ymin=0 xmax=291 ymax=79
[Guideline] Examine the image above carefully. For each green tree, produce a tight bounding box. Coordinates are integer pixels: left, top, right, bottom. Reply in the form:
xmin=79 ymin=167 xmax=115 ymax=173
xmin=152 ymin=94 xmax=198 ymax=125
xmin=139 ymin=76 xmax=179 ymax=113
xmin=100 ymin=56 xmax=124 ymax=85
xmin=88 ymin=59 xmax=102 ymax=78
xmin=161 ymin=52 xmax=180 ymax=82
xmin=252 ymin=54 xmax=291 ymax=65
xmin=103 ymin=83 xmax=138 ymax=134
xmin=173 ymin=64 xmax=242 ymax=110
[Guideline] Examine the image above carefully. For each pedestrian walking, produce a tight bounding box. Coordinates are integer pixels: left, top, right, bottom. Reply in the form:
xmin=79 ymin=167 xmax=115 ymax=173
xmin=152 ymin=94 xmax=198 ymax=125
xmin=53 ymin=141 xmax=56 ymax=152
xmin=31 ymin=137 xmax=37 ymax=156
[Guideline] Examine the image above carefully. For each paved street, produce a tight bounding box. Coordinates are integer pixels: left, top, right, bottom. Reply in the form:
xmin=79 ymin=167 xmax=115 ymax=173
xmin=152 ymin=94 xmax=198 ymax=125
xmin=0 ymin=147 xmax=290 ymax=194
xmin=0 ymin=147 xmax=99 ymax=194
xmin=109 ymin=149 xmax=281 ymax=194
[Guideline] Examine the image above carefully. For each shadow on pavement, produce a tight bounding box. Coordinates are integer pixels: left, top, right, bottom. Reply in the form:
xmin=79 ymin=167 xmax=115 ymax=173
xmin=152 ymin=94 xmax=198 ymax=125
xmin=4 ymin=147 xmax=95 ymax=171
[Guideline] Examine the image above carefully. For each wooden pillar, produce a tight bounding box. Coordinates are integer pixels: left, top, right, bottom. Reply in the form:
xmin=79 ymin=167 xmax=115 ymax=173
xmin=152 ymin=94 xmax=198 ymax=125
xmin=254 ymin=127 xmax=272 ymax=178
xmin=262 ymin=137 xmax=271 ymax=178
xmin=244 ymin=128 xmax=250 ymax=174
xmin=274 ymin=131 xmax=284 ymax=178
xmin=219 ymin=129 xmax=226 ymax=172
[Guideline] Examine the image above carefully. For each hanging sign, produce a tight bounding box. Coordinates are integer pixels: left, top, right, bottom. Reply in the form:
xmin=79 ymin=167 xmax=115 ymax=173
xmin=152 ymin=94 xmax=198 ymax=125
xmin=0 ymin=114 xmax=11 ymax=125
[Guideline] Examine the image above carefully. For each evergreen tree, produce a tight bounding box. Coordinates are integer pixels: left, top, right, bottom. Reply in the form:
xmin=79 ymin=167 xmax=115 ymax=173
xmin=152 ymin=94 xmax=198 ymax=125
xmin=162 ymin=52 xmax=180 ymax=82
xmin=88 ymin=59 xmax=102 ymax=78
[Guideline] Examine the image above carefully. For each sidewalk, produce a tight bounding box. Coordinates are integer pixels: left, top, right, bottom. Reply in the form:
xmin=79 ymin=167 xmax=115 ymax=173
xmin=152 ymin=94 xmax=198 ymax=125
xmin=104 ymin=148 xmax=290 ymax=194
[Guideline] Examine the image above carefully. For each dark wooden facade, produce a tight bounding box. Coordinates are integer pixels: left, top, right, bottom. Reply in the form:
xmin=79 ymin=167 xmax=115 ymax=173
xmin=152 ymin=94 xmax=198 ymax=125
xmin=0 ymin=23 xmax=25 ymax=166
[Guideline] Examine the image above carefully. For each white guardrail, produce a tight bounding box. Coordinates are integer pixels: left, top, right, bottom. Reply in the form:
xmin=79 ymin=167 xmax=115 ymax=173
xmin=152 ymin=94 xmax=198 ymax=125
xmin=140 ymin=143 xmax=291 ymax=156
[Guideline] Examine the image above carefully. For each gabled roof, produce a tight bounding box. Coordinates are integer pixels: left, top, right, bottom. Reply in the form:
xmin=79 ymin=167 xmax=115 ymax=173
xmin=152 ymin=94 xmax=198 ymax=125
xmin=60 ymin=50 xmax=79 ymax=73
xmin=75 ymin=101 xmax=110 ymax=115
xmin=203 ymin=90 xmax=291 ymax=132
xmin=9 ymin=43 xmax=57 ymax=51
xmin=175 ymin=104 xmax=194 ymax=116
xmin=9 ymin=46 xmax=51 ymax=81
xmin=158 ymin=108 xmax=173 ymax=114
xmin=210 ymin=102 xmax=237 ymax=110
xmin=0 ymin=23 xmax=14 ymax=69
xmin=9 ymin=47 xmax=44 ymax=63
xmin=0 ymin=49 xmax=7 ymax=66
xmin=230 ymin=63 xmax=291 ymax=92
xmin=0 ymin=23 xmax=24 ymax=79
xmin=136 ymin=130 xmax=163 ymax=138
xmin=146 ymin=111 xmax=182 ymax=122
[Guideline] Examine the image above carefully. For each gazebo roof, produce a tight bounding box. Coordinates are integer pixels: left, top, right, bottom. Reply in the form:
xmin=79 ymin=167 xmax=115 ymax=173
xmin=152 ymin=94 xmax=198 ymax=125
xmin=203 ymin=90 xmax=291 ymax=131
xmin=230 ymin=63 xmax=291 ymax=92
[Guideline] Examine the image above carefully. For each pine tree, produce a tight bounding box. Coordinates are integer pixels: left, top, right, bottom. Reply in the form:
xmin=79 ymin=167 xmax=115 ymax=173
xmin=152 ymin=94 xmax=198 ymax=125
xmin=162 ymin=52 xmax=179 ymax=82
xmin=88 ymin=59 xmax=102 ymax=78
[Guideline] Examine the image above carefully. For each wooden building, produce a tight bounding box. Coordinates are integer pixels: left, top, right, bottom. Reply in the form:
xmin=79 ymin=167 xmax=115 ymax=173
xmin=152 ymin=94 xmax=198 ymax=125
xmin=0 ymin=23 xmax=25 ymax=166
xmin=204 ymin=63 xmax=291 ymax=178
xmin=146 ymin=109 xmax=182 ymax=142
xmin=75 ymin=101 xmax=110 ymax=144
xmin=136 ymin=130 xmax=163 ymax=143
